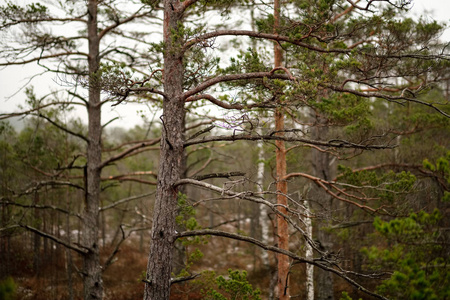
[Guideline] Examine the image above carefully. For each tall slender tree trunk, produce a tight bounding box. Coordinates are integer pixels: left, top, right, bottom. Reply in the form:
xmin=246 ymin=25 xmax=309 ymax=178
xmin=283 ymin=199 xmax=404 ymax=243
xmin=256 ymin=132 xmax=269 ymax=266
xmin=144 ymin=1 xmax=184 ymax=298
xmin=83 ymin=0 xmax=103 ymax=299
xmin=66 ymin=187 xmax=74 ymax=300
xmin=275 ymin=108 xmax=289 ymax=300
xmin=33 ymin=191 xmax=41 ymax=276
xmin=311 ymin=113 xmax=335 ymax=300
xmin=304 ymin=198 xmax=314 ymax=300
xmin=274 ymin=1 xmax=289 ymax=298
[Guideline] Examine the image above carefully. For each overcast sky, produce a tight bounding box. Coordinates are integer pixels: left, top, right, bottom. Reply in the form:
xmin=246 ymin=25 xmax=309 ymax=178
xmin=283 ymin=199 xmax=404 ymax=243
xmin=1 ymin=0 xmax=449 ymax=129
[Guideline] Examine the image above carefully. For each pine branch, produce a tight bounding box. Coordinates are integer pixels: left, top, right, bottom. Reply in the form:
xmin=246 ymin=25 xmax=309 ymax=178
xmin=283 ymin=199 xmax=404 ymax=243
xmin=183 ymin=71 xmax=291 ymax=99
xmin=192 ymin=171 xmax=246 ymax=181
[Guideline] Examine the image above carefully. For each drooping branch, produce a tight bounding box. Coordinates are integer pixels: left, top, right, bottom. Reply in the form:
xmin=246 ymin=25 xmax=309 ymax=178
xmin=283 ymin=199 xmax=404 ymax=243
xmin=187 ymin=125 xmax=215 ymax=141
xmin=37 ymin=113 xmax=89 ymax=142
xmin=177 ymin=229 xmax=389 ymax=300
xmin=20 ymin=224 xmax=88 ymax=255
xmin=184 ymin=133 xmax=396 ymax=150
xmin=103 ymin=225 xmax=153 ymax=271
xmin=175 ymin=178 xmax=321 ymax=254
xmin=326 ymin=83 xmax=450 ymax=118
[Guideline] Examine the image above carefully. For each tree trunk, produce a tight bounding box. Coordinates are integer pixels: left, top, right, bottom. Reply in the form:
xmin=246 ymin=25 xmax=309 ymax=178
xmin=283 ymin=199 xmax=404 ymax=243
xmin=274 ymin=0 xmax=289 ymax=298
xmin=172 ymin=112 xmax=188 ymax=276
xmin=256 ymin=133 xmax=270 ymax=266
xmin=33 ymin=192 xmax=41 ymax=276
xmin=275 ymin=106 xmax=289 ymax=300
xmin=304 ymin=198 xmax=314 ymax=300
xmin=66 ymin=188 xmax=74 ymax=300
xmin=144 ymin=1 xmax=184 ymax=298
xmin=83 ymin=0 xmax=103 ymax=299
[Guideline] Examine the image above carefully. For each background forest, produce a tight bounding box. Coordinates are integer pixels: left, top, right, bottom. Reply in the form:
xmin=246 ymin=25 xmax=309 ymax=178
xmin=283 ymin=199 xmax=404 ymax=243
xmin=0 ymin=0 xmax=449 ymax=300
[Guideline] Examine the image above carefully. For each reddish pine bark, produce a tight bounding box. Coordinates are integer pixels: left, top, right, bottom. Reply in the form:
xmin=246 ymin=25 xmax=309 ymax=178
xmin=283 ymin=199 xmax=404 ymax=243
xmin=274 ymin=0 xmax=290 ymax=298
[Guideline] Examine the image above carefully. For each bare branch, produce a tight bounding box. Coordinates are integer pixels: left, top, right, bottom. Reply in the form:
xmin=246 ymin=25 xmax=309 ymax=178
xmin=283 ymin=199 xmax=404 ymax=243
xmin=0 ymin=51 xmax=89 ymax=66
xmin=5 ymin=180 xmax=84 ymax=199
xmin=103 ymin=171 xmax=158 ymax=185
xmin=284 ymin=172 xmax=379 ymax=213
xmin=177 ymin=229 xmax=389 ymax=300
xmin=0 ymin=101 xmax=86 ymax=120
xmin=99 ymin=9 xmax=154 ymax=40
xmin=187 ymin=125 xmax=215 ymax=141
xmin=0 ymin=200 xmax=82 ymax=219
xmin=100 ymin=139 xmax=160 ymax=169
xmin=184 ymin=133 xmax=396 ymax=150
xmin=326 ymin=83 xmax=450 ymax=118
xmin=20 ymin=225 xmax=88 ymax=255
xmin=37 ymin=113 xmax=89 ymax=142
xmin=1 ymin=16 xmax=87 ymax=29
xmin=100 ymin=192 xmax=156 ymax=212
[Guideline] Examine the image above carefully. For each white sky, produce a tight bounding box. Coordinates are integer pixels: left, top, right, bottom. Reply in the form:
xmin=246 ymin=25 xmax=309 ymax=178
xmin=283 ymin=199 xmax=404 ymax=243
xmin=1 ymin=0 xmax=449 ymax=130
